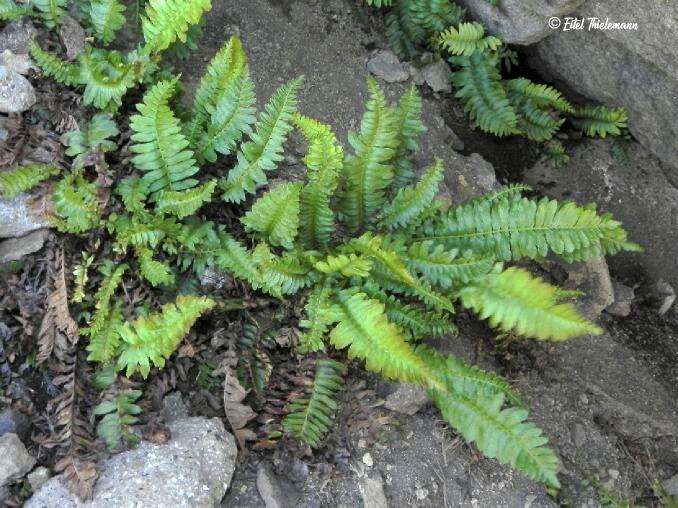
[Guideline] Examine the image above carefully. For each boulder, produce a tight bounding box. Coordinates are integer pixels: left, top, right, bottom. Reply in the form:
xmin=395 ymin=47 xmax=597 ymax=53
xmin=0 ymin=229 xmax=49 ymax=264
xmin=0 ymin=50 xmax=35 ymax=75
xmin=605 ymin=282 xmax=635 ymax=318
xmin=456 ymin=0 xmax=583 ymax=45
xmin=0 ymin=194 xmax=52 ymax=239
xmin=0 ymin=433 xmax=35 ymax=485
xmin=442 ymin=151 xmax=498 ymax=204
xmin=0 ymin=19 xmax=36 ymax=55
xmin=527 ymin=1 xmax=678 ymax=178
xmin=59 ymin=16 xmax=86 ymax=61
xmin=0 ymin=408 xmax=30 ymax=440
xmin=562 ymin=257 xmax=614 ymax=319
xmin=256 ymin=464 xmax=300 ymax=508
xmin=25 ymin=417 xmax=237 ymax=508
xmin=420 ymin=59 xmax=451 ymax=93
xmin=0 ymin=65 xmax=36 ymax=113
xmin=524 ymin=139 xmax=678 ymax=290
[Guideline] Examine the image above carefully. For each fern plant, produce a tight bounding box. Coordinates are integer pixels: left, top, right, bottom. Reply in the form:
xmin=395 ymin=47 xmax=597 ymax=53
xmin=35 ymin=34 xmax=639 ymax=491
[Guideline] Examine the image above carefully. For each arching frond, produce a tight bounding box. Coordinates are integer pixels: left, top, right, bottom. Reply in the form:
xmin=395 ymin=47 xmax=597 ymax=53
xmin=241 ymin=183 xmax=301 ymax=249
xmin=0 ymin=164 xmax=60 ymax=198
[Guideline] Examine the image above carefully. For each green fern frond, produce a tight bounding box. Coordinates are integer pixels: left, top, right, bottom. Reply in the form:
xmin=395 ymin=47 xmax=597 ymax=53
xmin=340 ymin=78 xmax=398 ymax=231
xmin=63 ymin=113 xmax=119 ymax=167
xmin=79 ymin=48 xmax=140 ymax=110
xmin=0 ymin=164 xmax=60 ymax=198
xmin=186 ymin=36 xmax=249 ymax=149
xmin=458 ymin=266 xmax=602 ymax=340
xmin=422 ymin=196 xmax=641 ymax=262
xmin=220 ymin=77 xmax=303 ymax=202
xmin=391 ymin=84 xmax=426 ymax=189
xmin=404 ymin=241 xmax=495 ymax=287
xmin=110 ymin=214 xmax=178 ymax=250
xmin=298 ymin=285 xmax=337 ymax=353
xmin=52 ymin=171 xmax=100 ymax=233
xmin=513 ymin=100 xmax=564 ymax=142
xmin=253 ymin=244 xmax=315 ymax=295
xmin=241 ymin=182 xmax=301 ymax=249
xmin=283 ymin=359 xmax=346 ymax=447
xmin=366 ymin=0 xmax=392 ymax=6
xmin=155 ymin=180 xmax=216 ymax=218
xmin=116 ymin=295 xmax=215 ymax=378
xmin=314 ymin=253 xmax=373 ymax=278
xmin=116 ymin=177 xmax=150 ymax=215
xmin=94 ymin=389 xmax=142 ymax=450
xmin=569 ymin=105 xmax=628 ymax=138
xmin=29 ymin=42 xmax=81 ymax=86
xmin=505 ymin=78 xmax=572 ymax=113
xmin=32 ymin=0 xmax=66 ymax=27
xmin=437 ymin=22 xmax=501 ymax=56
xmin=71 ymin=252 xmax=93 ymax=303
xmin=89 ymin=0 xmax=126 ymax=44
xmin=0 ymin=0 xmax=31 ymax=20
xmin=451 ymin=52 xmax=518 ymax=137
xmin=130 ymin=78 xmax=200 ymax=193
xmin=544 ymin=140 xmax=570 ymax=168
xmin=141 ymin=0 xmax=211 ymax=54
xmin=380 ymin=159 xmax=444 ymax=230
xmin=214 ymin=234 xmax=281 ymax=297
xmin=295 ymin=114 xmax=343 ymax=248
xmin=137 ymin=247 xmax=175 ymax=286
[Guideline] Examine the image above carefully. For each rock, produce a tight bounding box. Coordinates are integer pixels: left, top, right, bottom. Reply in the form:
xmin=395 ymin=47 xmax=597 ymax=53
xmin=0 ymin=19 xmax=36 ymax=55
xmin=0 ymin=194 xmax=52 ymax=239
xmin=367 ymin=50 xmax=409 ymax=83
xmin=161 ymin=392 xmax=189 ymax=423
xmin=359 ymin=473 xmax=388 ymax=508
xmin=27 ymin=467 xmax=51 ymax=491
xmin=662 ymin=474 xmax=678 ymax=498
xmin=0 ymin=65 xmax=36 ymax=113
xmin=642 ymin=279 xmax=676 ymax=316
xmin=524 ymin=139 xmax=678 ymax=291
xmin=420 ymin=59 xmax=451 ymax=93
xmin=26 ymin=417 xmax=237 ymax=508
xmin=563 ymin=257 xmax=614 ymax=319
xmin=256 ymin=464 xmax=299 ymax=508
xmin=0 ymin=433 xmax=35 ymax=485
xmin=0 ymin=50 xmax=35 ymax=75
xmin=0 ymin=229 xmax=48 ymax=265
xmin=384 ymin=384 xmax=429 ymax=416
xmin=362 ymin=453 xmax=374 ymax=468
xmin=444 ymin=127 xmax=465 ymax=152
xmin=59 ymin=16 xmax=86 ymax=61
xmin=442 ymin=151 xmax=498 ymax=204
xmin=0 ymin=408 xmax=30 ymax=440
xmin=527 ymin=1 xmax=678 ymax=177
xmin=408 ymin=64 xmax=424 ymax=86
xmin=456 ymin=0 xmax=583 ymax=45
xmin=605 ymin=282 xmax=635 ymax=317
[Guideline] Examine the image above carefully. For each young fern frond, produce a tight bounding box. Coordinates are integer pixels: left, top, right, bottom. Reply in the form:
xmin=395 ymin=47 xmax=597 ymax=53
xmin=298 ymin=285 xmax=337 ymax=353
xmin=141 ymin=0 xmax=212 ymax=54
xmin=63 ymin=113 xmax=119 ymax=168
xmin=130 ymin=78 xmax=200 ymax=194
xmin=403 ymin=241 xmax=495 ymax=287
xmin=283 ymin=359 xmax=346 ymax=447
xmin=32 ymin=0 xmax=66 ymax=27
xmin=253 ymin=245 xmax=315 ymax=295
xmin=422 ymin=196 xmax=641 ymax=262
xmin=458 ymin=266 xmax=602 ymax=340
xmin=451 ymin=52 xmax=518 ymax=137
xmin=79 ymin=48 xmax=140 ymax=110
xmin=0 ymin=164 xmax=60 ymax=198
xmin=116 ymin=178 xmax=150 ymax=217
xmin=186 ymin=36 xmax=249 ymax=149
xmin=116 ymin=295 xmax=215 ymax=378
xmin=314 ymin=253 xmax=373 ymax=278
xmin=89 ymin=0 xmax=126 ymax=44
xmin=437 ymin=22 xmax=501 ymax=56
xmin=137 ymin=247 xmax=175 ymax=286
xmin=569 ymin=105 xmax=628 ymax=138
xmin=52 ymin=172 xmax=100 ymax=233
xmin=29 ymin=42 xmax=81 ymax=86
xmin=295 ymin=114 xmax=343 ymax=249
xmin=513 ymin=100 xmax=564 ymax=142
xmin=380 ymin=159 xmax=444 ymax=230
xmin=391 ymin=84 xmax=426 ymax=189
xmin=220 ymin=77 xmax=303 ymax=203
xmin=241 ymin=183 xmax=301 ymax=250
xmin=505 ymin=78 xmax=573 ymax=113
xmin=93 ymin=389 xmax=142 ymax=450
xmin=340 ymin=78 xmax=398 ymax=231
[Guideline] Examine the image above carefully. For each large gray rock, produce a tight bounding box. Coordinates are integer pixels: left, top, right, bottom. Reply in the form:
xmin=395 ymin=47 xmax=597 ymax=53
xmin=0 ymin=433 xmax=35 ymax=485
xmin=524 ymin=139 xmax=678 ymax=290
xmin=528 ymin=1 xmax=678 ymax=178
xmin=442 ymin=151 xmax=498 ymax=204
xmin=0 ymin=65 xmax=36 ymax=113
xmin=367 ymin=50 xmax=409 ymax=84
xmin=457 ymin=0 xmax=583 ymax=45
xmin=0 ymin=194 xmax=52 ymax=239
xmin=562 ymin=257 xmax=614 ymax=319
xmin=26 ymin=417 xmax=237 ymax=508
xmin=0 ymin=19 xmax=36 ymax=55
xmin=0 ymin=229 xmax=48 ymax=264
